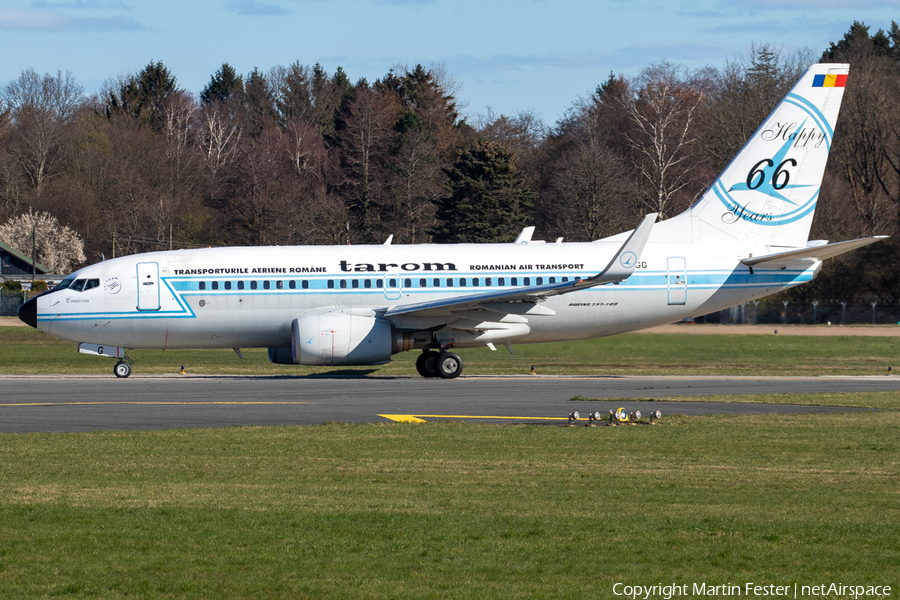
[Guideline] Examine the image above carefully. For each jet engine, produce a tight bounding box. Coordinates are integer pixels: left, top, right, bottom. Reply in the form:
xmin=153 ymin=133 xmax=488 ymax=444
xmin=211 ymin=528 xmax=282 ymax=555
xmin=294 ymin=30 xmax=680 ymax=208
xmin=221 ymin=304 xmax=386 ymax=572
xmin=268 ymin=310 xmax=414 ymax=366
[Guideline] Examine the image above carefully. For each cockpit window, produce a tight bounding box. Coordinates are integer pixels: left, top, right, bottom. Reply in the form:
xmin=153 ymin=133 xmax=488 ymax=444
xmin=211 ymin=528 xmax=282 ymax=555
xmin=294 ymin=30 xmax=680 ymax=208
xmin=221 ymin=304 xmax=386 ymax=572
xmin=56 ymin=277 xmax=75 ymax=290
xmin=65 ymin=278 xmax=99 ymax=292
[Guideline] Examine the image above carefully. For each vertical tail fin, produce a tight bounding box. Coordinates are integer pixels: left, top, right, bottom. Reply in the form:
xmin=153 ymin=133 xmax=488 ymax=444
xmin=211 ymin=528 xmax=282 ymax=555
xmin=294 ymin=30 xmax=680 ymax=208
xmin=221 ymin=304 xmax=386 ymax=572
xmin=669 ymin=63 xmax=849 ymax=248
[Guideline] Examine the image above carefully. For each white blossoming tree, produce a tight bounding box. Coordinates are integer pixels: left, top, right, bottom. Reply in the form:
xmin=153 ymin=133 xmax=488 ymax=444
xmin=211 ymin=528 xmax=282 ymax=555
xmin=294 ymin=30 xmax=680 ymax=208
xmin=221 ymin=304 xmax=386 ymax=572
xmin=0 ymin=211 xmax=86 ymax=274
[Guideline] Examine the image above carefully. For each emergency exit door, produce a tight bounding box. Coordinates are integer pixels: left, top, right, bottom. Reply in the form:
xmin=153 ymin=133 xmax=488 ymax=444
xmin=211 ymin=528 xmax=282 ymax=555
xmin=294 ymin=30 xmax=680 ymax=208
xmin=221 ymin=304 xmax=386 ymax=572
xmin=136 ymin=262 xmax=161 ymax=311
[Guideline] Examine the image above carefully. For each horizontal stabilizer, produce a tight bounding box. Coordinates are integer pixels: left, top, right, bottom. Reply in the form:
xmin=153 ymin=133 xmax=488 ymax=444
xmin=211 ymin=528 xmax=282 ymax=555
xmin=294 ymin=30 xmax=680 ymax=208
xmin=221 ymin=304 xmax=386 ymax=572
xmin=742 ymin=236 xmax=888 ymax=269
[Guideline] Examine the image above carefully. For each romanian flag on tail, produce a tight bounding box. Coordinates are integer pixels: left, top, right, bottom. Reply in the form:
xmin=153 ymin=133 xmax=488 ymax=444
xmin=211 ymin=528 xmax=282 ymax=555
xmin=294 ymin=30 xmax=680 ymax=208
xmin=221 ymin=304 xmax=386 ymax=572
xmin=813 ymin=74 xmax=847 ymax=88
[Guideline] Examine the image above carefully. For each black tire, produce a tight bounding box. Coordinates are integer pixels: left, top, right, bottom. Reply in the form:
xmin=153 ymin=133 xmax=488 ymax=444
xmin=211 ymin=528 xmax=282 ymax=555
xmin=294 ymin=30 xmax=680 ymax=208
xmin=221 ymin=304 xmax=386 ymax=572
xmin=436 ymin=352 xmax=463 ymax=379
xmin=415 ymin=351 xmax=440 ymax=377
xmin=114 ymin=361 xmax=132 ymax=378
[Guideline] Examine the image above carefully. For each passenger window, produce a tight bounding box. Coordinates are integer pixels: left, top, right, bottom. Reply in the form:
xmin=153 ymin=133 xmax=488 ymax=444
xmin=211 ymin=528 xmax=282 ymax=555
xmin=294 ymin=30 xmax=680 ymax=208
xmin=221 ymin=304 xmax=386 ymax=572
xmin=536 ymin=277 xmax=543 ymax=285
xmin=460 ymin=278 xmax=467 ymax=287
xmin=302 ymin=280 xmax=309 ymax=289
xmin=473 ymin=278 xmax=480 ymax=287
xmin=288 ymin=280 xmax=295 ymax=290
xmin=562 ymin=277 xmax=568 ymax=282
xmin=404 ymin=278 xmax=411 ymax=288
xmin=364 ymin=279 xmax=372 ymax=289
xmin=276 ymin=280 xmax=283 ymax=290
xmin=250 ymin=281 xmax=258 ymax=290
xmin=524 ymin=277 xmax=531 ymax=286
xmin=549 ymin=277 xmax=556 ymax=284
xmin=263 ymin=281 xmax=270 ymax=290
xmin=498 ymin=277 xmax=505 ymax=286
xmin=511 ymin=277 xmax=518 ymax=286
xmin=433 ymin=279 xmax=440 ymax=287
xmin=446 ymin=278 xmax=453 ymax=287
xmin=419 ymin=278 xmax=426 ymax=288
xmin=339 ymin=280 xmax=347 ymax=289
xmin=238 ymin=281 xmax=245 ymax=290
xmin=199 ymin=281 xmax=206 ymax=291
xmin=376 ymin=280 xmax=383 ymax=288
xmin=212 ymin=281 xmax=219 ymax=290
xmin=485 ymin=278 xmax=492 ymax=287
xmin=388 ymin=279 xmax=396 ymax=288
xmin=352 ymin=279 xmax=359 ymax=289
xmin=327 ymin=280 xmax=334 ymax=289
xmin=224 ymin=281 xmax=232 ymax=290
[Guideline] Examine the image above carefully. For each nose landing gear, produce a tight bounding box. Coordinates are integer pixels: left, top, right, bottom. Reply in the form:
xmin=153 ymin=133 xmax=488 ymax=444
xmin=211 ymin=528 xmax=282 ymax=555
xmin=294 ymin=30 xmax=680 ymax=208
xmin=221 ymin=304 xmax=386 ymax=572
xmin=114 ymin=360 xmax=132 ymax=378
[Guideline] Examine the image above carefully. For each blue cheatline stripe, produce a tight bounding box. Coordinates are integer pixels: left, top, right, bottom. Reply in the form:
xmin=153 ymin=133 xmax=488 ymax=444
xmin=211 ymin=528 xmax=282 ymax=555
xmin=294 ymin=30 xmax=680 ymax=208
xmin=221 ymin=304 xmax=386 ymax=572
xmin=38 ymin=269 xmax=814 ymax=322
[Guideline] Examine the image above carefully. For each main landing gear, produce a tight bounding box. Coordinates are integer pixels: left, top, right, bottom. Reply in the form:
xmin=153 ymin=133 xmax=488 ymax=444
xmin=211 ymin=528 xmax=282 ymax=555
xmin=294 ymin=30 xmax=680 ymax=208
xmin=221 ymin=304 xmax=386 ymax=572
xmin=415 ymin=349 xmax=463 ymax=379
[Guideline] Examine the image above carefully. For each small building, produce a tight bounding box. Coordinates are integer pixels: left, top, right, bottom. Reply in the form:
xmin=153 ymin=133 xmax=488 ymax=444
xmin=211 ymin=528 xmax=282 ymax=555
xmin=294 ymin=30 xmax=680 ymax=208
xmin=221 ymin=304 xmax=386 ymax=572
xmin=0 ymin=241 xmax=48 ymax=279
xmin=0 ymin=239 xmax=50 ymax=278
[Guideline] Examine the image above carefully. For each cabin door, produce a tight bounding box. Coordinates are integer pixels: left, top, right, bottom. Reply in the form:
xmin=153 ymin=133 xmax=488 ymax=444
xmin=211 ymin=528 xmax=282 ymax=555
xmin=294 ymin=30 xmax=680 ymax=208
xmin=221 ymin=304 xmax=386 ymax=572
xmin=667 ymin=257 xmax=687 ymax=305
xmin=136 ymin=262 xmax=161 ymax=311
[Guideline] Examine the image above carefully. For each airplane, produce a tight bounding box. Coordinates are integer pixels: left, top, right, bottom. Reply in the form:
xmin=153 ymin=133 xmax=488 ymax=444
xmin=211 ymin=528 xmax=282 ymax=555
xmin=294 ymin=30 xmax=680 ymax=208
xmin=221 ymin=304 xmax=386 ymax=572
xmin=18 ymin=63 xmax=887 ymax=378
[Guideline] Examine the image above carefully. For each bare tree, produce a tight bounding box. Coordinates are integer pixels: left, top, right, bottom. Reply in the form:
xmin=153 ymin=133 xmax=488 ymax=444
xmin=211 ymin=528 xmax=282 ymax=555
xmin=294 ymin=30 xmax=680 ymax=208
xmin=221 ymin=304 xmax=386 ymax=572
xmin=621 ymin=61 xmax=706 ymax=219
xmin=337 ymin=84 xmax=401 ymax=242
xmin=200 ymin=102 xmax=242 ymax=179
xmin=2 ymin=69 xmax=83 ymax=193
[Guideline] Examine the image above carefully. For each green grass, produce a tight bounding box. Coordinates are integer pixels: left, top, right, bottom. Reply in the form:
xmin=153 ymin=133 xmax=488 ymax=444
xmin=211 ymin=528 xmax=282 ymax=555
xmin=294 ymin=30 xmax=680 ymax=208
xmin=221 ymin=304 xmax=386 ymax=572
xmin=572 ymin=391 xmax=900 ymax=410
xmin=1 ymin=413 xmax=899 ymax=598
xmin=3 ymin=321 xmax=899 ymax=597
xmin=2 ymin=325 xmax=899 ymax=376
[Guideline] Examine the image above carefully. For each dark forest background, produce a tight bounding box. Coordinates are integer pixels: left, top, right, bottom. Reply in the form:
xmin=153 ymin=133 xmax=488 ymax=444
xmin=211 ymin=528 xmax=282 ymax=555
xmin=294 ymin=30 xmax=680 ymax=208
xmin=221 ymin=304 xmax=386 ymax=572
xmin=2 ymin=21 xmax=900 ymax=306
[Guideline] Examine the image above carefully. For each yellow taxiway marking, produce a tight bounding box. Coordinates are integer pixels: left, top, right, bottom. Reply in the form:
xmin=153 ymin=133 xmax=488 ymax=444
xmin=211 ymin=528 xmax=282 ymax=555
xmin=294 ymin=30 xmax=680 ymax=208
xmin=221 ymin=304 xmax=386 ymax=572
xmin=1 ymin=401 xmax=313 ymax=407
xmin=378 ymin=414 xmax=428 ymax=423
xmin=379 ymin=414 xmax=568 ymax=423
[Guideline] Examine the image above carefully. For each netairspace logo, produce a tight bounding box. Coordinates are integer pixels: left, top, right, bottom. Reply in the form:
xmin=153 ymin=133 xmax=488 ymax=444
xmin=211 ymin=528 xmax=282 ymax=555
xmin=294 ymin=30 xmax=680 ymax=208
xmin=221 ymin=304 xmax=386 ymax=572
xmin=612 ymin=582 xmax=892 ymax=599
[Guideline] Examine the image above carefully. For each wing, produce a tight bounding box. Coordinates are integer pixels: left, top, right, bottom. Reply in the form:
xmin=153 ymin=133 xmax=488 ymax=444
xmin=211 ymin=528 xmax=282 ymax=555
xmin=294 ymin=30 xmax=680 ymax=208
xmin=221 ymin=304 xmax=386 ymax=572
xmin=384 ymin=214 xmax=657 ymax=319
xmin=741 ymin=236 xmax=888 ymax=270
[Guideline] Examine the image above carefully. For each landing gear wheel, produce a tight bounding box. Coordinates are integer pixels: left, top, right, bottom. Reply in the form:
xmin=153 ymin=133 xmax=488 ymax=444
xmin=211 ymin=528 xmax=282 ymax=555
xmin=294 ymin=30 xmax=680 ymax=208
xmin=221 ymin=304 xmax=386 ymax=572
xmin=114 ymin=361 xmax=132 ymax=378
xmin=416 ymin=350 xmax=441 ymax=377
xmin=436 ymin=352 xmax=463 ymax=379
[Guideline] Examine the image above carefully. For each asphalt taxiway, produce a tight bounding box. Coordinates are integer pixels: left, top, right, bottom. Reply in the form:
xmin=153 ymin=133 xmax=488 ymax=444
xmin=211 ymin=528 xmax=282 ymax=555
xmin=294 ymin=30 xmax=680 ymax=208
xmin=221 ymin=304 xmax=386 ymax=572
xmin=0 ymin=374 xmax=896 ymax=433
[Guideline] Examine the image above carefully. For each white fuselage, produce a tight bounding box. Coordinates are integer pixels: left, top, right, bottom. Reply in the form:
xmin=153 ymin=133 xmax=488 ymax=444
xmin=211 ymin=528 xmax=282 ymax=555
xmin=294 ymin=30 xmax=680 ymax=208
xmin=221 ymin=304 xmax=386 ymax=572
xmin=34 ymin=238 xmax=815 ymax=352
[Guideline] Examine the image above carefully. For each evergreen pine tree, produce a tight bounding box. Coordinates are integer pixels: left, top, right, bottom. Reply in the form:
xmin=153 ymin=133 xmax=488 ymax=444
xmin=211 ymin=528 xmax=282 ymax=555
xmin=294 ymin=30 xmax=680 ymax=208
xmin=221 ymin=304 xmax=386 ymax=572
xmin=431 ymin=139 xmax=534 ymax=243
xmin=200 ymin=63 xmax=243 ymax=104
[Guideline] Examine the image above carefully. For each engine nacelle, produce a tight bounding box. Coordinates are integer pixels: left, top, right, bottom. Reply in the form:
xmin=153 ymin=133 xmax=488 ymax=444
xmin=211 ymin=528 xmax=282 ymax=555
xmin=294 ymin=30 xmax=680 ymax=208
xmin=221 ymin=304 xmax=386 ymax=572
xmin=268 ymin=311 xmax=417 ymax=365
xmin=290 ymin=312 xmax=401 ymax=366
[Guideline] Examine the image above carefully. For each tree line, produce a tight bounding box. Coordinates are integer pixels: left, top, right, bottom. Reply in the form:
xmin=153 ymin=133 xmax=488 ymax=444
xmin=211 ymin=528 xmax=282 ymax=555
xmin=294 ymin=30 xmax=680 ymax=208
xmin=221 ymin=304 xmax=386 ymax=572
xmin=1 ymin=21 xmax=899 ymax=305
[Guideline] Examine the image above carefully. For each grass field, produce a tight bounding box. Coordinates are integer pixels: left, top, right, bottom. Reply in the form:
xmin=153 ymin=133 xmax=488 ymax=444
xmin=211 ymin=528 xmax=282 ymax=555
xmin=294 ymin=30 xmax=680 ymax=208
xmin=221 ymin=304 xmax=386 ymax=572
xmin=1 ymin=411 xmax=899 ymax=599
xmin=2 ymin=323 xmax=898 ymax=598
xmin=1 ymin=324 xmax=899 ymax=377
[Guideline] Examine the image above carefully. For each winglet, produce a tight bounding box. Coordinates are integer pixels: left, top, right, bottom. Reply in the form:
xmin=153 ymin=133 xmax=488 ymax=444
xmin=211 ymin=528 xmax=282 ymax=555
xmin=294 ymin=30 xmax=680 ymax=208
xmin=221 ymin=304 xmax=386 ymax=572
xmin=584 ymin=213 xmax=657 ymax=286
xmin=514 ymin=226 xmax=535 ymax=244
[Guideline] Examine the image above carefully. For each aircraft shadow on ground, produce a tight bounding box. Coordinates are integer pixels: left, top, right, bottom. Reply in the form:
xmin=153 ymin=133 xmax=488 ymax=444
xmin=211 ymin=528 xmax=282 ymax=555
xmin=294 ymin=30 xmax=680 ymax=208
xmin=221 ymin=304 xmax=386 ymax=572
xmin=262 ymin=369 xmax=384 ymax=379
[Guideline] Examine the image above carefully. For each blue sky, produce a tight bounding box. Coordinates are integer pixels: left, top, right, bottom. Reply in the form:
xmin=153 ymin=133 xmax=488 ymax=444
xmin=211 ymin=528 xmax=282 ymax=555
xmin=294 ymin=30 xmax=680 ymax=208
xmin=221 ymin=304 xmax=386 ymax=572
xmin=1 ymin=0 xmax=898 ymax=123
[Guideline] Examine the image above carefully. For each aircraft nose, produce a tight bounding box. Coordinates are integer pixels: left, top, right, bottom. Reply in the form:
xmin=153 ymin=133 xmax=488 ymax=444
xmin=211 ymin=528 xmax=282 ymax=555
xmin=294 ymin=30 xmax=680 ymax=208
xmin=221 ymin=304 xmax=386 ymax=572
xmin=18 ymin=296 xmax=37 ymax=328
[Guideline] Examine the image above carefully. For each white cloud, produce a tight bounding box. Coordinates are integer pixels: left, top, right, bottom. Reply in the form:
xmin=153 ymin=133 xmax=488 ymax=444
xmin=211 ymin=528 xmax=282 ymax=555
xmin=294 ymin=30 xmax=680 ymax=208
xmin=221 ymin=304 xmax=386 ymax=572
xmin=223 ymin=1 xmax=292 ymax=15
xmin=30 ymin=1 xmax=132 ymax=9
xmin=0 ymin=7 xmax=145 ymax=31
